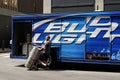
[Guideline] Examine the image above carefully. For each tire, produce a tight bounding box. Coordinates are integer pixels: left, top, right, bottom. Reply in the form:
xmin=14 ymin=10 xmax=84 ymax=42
xmin=48 ymin=48 xmax=57 ymax=68
xmin=47 ymin=55 xmax=52 ymax=66
xmin=40 ymin=48 xmax=57 ymax=68
xmin=40 ymin=55 xmax=52 ymax=67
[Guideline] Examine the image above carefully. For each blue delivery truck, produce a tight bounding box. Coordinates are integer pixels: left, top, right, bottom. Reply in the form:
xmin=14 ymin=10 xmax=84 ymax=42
xmin=11 ymin=11 xmax=120 ymax=66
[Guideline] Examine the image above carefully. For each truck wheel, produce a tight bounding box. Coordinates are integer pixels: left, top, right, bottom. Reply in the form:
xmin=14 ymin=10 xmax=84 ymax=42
xmin=40 ymin=48 xmax=57 ymax=68
xmin=46 ymin=55 xmax=52 ymax=66
xmin=40 ymin=56 xmax=52 ymax=67
xmin=48 ymin=48 xmax=57 ymax=68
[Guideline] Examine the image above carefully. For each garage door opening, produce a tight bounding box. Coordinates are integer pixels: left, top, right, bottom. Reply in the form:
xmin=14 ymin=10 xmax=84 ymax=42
xmin=12 ymin=22 xmax=32 ymax=57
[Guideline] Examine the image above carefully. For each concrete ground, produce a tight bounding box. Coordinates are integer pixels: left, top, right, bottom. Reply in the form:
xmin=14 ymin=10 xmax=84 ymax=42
xmin=0 ymin=52 xmax=120 ymax=80
xmin=0 ymin=48 xmax=10 ymax=53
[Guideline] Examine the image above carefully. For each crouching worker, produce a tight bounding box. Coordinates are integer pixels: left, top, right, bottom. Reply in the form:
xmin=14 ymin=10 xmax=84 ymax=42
xmin=25 ymin=36 xmax=51 ymax=70
xmin=38 ymin=36 xmax=51 ymax=70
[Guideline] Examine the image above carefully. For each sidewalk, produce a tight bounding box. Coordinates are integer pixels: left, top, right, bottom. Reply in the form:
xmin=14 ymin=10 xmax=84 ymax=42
xmin=0 ymin=48 xmax=10 ymax=53
xmin=0 ymin=52 xmax=26 ymax=67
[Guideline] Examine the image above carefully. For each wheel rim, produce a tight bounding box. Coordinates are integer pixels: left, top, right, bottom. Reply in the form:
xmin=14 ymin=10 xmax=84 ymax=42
xmin=41 ymin=56 xmax=52 ymax=66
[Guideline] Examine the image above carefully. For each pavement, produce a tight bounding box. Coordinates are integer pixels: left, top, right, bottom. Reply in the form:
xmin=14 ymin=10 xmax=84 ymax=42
xmin=0 ymin=52 xmax=120 ymax=80
xmin=0 ymin=48 xmax=10 ymax=53
xmin=0 ymin=52 xmax=26 ymax=67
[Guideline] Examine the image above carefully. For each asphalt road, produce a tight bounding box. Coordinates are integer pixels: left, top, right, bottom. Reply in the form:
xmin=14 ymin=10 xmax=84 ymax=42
xmin=0 ymin=53 xmax=120 ymax=80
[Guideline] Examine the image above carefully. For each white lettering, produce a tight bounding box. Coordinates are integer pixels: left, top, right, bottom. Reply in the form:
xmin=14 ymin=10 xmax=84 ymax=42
xmin=53 ymin=34 xmax=77 ymax=44
xmin=111 ymin=22 xmax=120 ymax=42
xmin=32 ymin=33 xmax=43 ymax=43
xmin=90 ymin=16 xmax=111 ymax=26
xmin=87 ymin=28 xmax=110 ymax=38
xmin=67 ymin=23 xmax=86 ymax=33
xmin=44 ymin=22 xmax=69 ymax=33
xmin=76 ymin=34 xmax=86 ymax=44
xmin=32 ymin=16 xmax=120 ymax=44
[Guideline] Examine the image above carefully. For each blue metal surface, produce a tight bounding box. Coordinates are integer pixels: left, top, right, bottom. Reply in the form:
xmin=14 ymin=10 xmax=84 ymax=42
xmin=11 ymin=11 xmax=120 ymax=65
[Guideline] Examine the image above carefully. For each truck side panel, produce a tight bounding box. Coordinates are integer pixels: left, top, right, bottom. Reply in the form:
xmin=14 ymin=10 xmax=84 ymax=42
xmin=111 ymin=16 xmax=120 ymax=60
xmin=60 ymin=16 xmax=86 ymax=59
xmin=86 ymin=16 xmax=111 ymax=60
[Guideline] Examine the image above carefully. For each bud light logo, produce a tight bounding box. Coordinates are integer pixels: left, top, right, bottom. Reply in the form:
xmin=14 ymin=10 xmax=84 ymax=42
xmin=32 ymin=16 xmax=120 ymax=44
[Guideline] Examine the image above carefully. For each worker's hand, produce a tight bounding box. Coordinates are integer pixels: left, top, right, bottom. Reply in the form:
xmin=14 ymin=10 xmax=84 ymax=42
xmin=41 ymin=45 xmax=45 ymax=49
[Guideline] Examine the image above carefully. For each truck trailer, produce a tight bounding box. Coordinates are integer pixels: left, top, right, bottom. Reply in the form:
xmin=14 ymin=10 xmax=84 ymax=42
xmin=11 ymin=11 xmax=120 ymax=66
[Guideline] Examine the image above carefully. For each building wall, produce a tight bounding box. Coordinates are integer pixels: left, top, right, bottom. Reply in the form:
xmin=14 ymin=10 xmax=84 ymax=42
xmin=104 ymin=0 xmax=120 ymax=11
xmin=0 ymin=15 xmax=11 ymax=48
xmin=0 ymin=0 xmax=43 ymax=50
xmin=51 ymin=0 xmax=94 ymax=13
xmin=18 ymin=0 xmax=43 ymax=14
xmin=0 ymin=0 xmax=18 ymax=11
xmin=51 ymin=0 xmax=120 ymax=13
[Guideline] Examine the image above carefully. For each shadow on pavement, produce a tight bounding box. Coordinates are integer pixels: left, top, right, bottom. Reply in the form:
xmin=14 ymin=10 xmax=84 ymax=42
xmin=16 ymin=64 xmax=25 ymax=67
xmin=52 ymin=62 xmax=120 ymax=73
xmin=16 ymin=62 xmax=120 ymax=73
